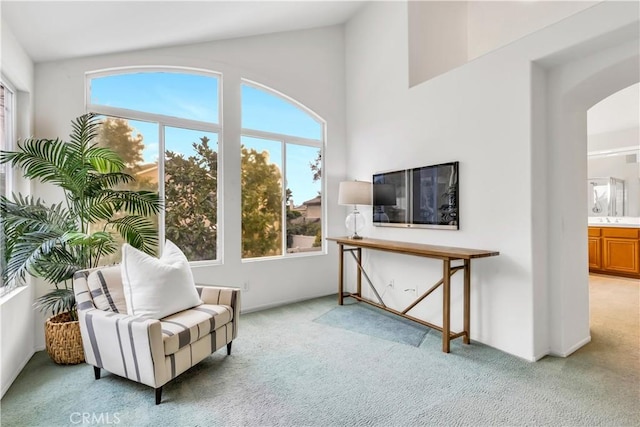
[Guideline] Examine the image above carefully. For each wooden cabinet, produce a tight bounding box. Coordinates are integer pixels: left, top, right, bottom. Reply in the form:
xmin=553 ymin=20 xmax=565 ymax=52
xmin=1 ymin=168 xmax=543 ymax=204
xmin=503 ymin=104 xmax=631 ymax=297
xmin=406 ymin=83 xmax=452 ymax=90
xmin=589 ymin=226 xmax=640 ymax=278
xmin=588 ymin=227 xmax=602 ymax=270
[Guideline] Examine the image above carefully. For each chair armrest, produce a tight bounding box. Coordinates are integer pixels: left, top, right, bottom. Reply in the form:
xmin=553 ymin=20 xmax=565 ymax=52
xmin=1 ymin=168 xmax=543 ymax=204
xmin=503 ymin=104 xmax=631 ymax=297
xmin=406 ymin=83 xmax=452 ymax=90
xmin=196 ymin=285 xmax=240 ymax=306
xmin=195 ymin=285 xmax=240 ymax=339
xmin=78 ymin=309 xmax=167 ymax=388
xmin=73 ymin=270 xmax=96 ymax=311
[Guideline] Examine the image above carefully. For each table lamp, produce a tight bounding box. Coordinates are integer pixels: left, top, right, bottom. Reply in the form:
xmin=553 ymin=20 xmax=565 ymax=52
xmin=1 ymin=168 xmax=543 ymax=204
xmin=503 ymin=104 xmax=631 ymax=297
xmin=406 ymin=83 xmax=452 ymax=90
xmin=338 ymin=180 xmax=372 ymax=239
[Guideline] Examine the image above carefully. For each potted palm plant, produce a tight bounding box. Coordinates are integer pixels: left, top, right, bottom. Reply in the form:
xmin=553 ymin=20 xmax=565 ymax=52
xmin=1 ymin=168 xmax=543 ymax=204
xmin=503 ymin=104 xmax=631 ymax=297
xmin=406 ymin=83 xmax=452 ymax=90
xmin=0 ymin=113 xmax=161 ymax=364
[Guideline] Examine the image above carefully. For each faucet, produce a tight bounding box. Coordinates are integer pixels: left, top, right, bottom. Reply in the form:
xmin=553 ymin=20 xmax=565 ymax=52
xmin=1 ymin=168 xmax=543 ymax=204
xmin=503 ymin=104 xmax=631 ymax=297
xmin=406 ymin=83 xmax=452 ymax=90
xmin=605 ymin=217 xmax=611 ymax=223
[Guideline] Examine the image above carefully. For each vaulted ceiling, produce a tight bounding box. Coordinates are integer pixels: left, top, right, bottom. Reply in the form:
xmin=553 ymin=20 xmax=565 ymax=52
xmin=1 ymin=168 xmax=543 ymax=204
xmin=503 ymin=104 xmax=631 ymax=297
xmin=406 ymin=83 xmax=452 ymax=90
xmin=2 ymin=1 xmax=365 ymax=63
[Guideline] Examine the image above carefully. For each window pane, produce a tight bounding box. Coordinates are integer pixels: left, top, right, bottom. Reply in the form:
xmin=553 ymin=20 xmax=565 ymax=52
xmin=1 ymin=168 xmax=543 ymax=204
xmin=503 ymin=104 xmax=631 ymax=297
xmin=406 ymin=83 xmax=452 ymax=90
xmin=94 ymin=117 xmax=160 ymax=264
xmin=286 ymin=145 xmax=322 ymax=253
xmin=0 ymin=84 xmax=7 ymax=289
xmin=0 ymin=84 xmax=6 ymax=196
xmin=91 ymin=72 xmax=219 ymax=123
xmin=242 ymin=84 xmax=321 ymax=140
xmin=241 ymin=136 xmax=283 ymax=258
xmin=164 ymin=127 xmax=218 ymax=261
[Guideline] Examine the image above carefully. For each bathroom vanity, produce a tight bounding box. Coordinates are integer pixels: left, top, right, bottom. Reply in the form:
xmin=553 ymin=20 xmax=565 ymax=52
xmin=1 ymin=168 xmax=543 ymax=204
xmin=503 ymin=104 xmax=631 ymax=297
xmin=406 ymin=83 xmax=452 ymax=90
xmin=588 ymin=222 xmax=640 ymax=278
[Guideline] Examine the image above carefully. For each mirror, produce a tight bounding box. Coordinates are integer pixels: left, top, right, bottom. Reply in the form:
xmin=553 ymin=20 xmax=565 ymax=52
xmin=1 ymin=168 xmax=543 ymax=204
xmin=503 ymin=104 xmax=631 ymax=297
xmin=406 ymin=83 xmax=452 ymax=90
xmin=588 ymin=177 xmax=625 ymax=217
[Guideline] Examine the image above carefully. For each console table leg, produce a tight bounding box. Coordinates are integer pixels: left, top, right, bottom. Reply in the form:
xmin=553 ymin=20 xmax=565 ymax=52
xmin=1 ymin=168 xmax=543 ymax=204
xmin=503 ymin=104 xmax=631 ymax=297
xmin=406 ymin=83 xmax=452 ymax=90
xmin=356 ymin=248 xmax=362 ymax=297
xmin=338 ymin=244 xmax=344 ymax=305
xmin=463 ymin=259 xmax=471 ymax=344
xmin=443 ymin=260 xmax=451 ymax=353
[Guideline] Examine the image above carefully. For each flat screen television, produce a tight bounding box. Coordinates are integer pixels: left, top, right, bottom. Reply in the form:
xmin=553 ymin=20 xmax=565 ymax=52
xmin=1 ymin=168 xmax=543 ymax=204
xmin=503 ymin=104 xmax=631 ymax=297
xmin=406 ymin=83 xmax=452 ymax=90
xmin=373 ymin=161 xmax=459 ymax=230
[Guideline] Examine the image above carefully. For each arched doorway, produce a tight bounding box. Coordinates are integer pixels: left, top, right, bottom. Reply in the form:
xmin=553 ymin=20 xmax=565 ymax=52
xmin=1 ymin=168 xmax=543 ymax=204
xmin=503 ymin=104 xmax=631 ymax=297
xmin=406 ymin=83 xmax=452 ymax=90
xmin=532 ymin=25 xmax=639 ymax=357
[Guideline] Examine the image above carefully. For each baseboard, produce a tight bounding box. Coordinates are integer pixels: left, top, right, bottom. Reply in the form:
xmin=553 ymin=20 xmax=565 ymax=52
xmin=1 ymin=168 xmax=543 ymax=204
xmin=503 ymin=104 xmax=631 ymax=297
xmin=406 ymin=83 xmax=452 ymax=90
xmin=548 ymin=335 xmax=592 ymax=358
xmin=1 ymin=348 xmax=35 ymax=398
xmin=241 ymin=292 xmax=335 ymax=314
xmin=532 ymin=350 xmax=549 ymax=362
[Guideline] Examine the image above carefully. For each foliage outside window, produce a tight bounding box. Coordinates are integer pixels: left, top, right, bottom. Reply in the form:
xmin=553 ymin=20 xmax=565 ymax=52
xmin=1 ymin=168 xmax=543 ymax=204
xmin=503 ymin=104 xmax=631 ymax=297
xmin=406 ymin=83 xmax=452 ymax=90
xmin=87 ymin=70 xmax=220 ymax=262
xmin=87 ymin=71 xmax=326 ymax=263
xmin=241 ymin=82 xmax=324 ymax=259
xmin=1 ymin=82 xmax=14 ymax=290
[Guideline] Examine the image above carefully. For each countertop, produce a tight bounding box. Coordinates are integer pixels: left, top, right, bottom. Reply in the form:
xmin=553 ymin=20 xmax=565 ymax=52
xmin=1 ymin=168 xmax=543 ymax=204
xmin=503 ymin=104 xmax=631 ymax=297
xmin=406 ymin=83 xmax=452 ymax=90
xmin=588 ymin=218 xmax=640 ymax=228
xmin=589 ymin=224 xmax=639 ymax=228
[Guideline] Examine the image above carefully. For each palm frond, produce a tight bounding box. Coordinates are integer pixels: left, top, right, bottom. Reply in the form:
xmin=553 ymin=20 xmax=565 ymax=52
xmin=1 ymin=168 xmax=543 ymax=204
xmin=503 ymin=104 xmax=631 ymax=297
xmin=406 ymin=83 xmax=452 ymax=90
xmin=35 ymin=288 xmax=76 ymax=318
xmin=109 ymin=215 xmax=159 ymax=255
xmin=69 ymin=230 xmax=120 ymax=267
xmin=1 ymin=113 xmax=162 ymax=315
xmin=28 ymin=250 xmax=84 ymax=284
xmin=68 ymin=113 xmax=101 ymax=157
xmin=73 ymin=193 xmax=116 ymax=222
xmin=1 ymin=195 xmax=81 ymax=284
xmin=0 ymin=138 xmax=76 ymax=188
xmin=87 ymin=171 xmax=134 ymax=189
xmin=1 ymin=195 xmax=75 ymax=234
xmin=104 ymin=190 xmax=163 ymax=216
xmin=4 ymin=231 xmax=68 ymax=283
xmin=77 ymin=190 xmax=162 ymax=223
xmin=84 ymin=146 xmax=125 ymax=173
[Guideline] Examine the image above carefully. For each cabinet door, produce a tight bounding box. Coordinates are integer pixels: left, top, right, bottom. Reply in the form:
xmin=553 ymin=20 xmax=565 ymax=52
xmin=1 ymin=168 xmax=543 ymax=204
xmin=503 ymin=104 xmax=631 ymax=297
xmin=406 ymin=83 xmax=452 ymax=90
xmin=588 ymin=237 xmax=601 ymax=269
xmin=603 ymin=238 xmax=640 ymax=275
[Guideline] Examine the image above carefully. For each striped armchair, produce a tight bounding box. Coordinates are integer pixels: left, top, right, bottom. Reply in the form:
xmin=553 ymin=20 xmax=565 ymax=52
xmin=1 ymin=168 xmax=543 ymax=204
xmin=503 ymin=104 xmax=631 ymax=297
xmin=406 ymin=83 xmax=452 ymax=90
xmin=73 ymin=265 xmax=240 ymax=404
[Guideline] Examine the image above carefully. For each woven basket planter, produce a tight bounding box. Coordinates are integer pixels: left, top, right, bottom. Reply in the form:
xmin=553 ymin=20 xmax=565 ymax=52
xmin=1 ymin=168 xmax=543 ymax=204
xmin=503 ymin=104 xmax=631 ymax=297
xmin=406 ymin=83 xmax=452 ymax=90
xmin=45 ymin=312 xmax=85 ymax=365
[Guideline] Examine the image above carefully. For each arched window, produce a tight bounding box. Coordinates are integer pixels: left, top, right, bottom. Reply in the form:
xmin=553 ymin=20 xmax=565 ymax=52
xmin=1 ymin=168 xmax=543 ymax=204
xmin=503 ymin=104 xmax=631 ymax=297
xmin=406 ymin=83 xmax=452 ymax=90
xmin=241 ymin=80 xmax=325 ymax=259
xmin=87 ymin=69 xmax=221 ymax=262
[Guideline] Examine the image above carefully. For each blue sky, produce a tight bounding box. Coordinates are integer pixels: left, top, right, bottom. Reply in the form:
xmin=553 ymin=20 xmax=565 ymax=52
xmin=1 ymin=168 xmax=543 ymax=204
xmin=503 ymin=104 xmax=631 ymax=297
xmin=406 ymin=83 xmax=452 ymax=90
xmin=91 ymin=72 xmax=321 ymax=204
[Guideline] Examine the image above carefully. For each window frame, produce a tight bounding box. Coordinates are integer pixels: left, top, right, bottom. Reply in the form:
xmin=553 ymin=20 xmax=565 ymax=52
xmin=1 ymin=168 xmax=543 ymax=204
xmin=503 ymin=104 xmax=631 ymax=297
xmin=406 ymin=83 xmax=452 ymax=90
xmin=240 ymin=79 xmax=326 ymax=261
xmin=85 ymin=67 xmax=223 ymax=265
xmin=1 ymin=78 xmax=16 ymax=199
xmin=1 ymin=78 xmax=16 ymax=291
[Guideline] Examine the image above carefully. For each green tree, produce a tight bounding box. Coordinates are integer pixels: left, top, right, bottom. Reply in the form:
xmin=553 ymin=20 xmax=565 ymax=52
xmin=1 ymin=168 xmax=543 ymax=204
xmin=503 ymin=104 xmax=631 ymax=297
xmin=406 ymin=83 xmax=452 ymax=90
xmin=94 ymin=117 xmax=155 ymax=192
xmin=164 ymin=137 xmax=218 ymax=261
xmin=242 ymin=146 xmax=282 ymax=257
xmin=92 ymin=117 xmax=158 ymax=265
xmin=309 ymin=150 xmax=321 ymax=182
xmin=95 ymin=117 xmax=144 ymax=170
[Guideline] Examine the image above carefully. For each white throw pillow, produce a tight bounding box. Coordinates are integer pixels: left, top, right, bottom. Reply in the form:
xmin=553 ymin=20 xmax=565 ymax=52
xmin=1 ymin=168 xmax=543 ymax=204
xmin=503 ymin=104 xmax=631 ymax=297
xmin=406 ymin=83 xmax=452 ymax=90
xmin=121 ymin=240 xmax=202 ymax=320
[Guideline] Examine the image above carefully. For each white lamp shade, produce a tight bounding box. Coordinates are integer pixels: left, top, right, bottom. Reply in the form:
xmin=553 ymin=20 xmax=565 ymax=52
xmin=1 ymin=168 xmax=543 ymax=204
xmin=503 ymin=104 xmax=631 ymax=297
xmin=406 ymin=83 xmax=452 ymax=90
xmin=338 ymin=181 xmax=372 ymax=206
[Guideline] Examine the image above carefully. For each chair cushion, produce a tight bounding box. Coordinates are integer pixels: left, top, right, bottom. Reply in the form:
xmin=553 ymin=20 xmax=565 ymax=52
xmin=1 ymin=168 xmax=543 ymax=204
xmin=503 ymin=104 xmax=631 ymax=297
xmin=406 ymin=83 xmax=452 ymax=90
xmin=161 ymin=304 xmax=233 ymax=356
xmin=86 ymin=265 xmax=127 ymax=313
xmin=121 ymin=240 xmax=202 ymax=320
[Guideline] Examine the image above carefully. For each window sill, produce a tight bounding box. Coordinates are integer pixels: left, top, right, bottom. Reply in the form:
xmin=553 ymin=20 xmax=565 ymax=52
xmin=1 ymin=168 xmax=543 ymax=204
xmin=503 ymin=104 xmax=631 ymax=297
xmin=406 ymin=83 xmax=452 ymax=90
xmin=241 ymin=250 xmax=326 ymax=264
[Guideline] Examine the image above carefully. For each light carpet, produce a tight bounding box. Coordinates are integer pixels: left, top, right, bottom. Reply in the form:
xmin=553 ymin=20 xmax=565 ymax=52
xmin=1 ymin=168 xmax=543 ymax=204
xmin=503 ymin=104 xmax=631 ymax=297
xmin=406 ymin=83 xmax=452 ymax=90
xmin=313 ymin=300 xmax=429 ymax=347
xmin=1 ymin=283 xmax=639 ymax=426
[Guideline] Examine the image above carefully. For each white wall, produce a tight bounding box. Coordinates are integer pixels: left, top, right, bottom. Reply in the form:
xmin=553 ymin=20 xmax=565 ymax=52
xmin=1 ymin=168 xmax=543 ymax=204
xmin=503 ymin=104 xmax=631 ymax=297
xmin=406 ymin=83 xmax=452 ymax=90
xmin=588 ymin=82 xmax=639 ymax=135
xmin=538 ymin=24 xmax=639 ymax=356
xmin=32 ymin=26 xmax=348 ymax=344
xmin=0 ymin=20 xmax=36 ymax=398
xmin=408 ymin=0 xmax=598 ymax=87
xmin=1 ymin=17 xmax=35 ymax=192
xmin=467 ymin=1 xmax=599 ymax=60
xmin=408 ymin=1 xmax=468 ymax=86
xmin=345 ymin=1 xmax=639 ymax=360
xmin=589 ymin=126 xmax=640 ymax=152
xmin=1 ymin=287 xmax=34 ymax=397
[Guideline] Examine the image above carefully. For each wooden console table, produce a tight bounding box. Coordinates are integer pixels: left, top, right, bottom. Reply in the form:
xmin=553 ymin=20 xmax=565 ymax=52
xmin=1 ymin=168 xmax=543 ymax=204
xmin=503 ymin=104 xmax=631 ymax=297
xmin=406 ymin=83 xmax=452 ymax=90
xmin=327 ymin=237 xmax=499 ymax=353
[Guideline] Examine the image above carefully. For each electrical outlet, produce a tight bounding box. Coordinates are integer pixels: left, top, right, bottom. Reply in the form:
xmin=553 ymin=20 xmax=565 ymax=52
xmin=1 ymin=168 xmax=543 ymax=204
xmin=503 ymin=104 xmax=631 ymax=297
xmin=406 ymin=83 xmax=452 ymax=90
xmin=242 ymin=281 xmax=250 ymax=292
xmin=404 ymin=288 xmax=417 ymax=297
xmin=388 ymin=279 xmax=395 ymax=289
